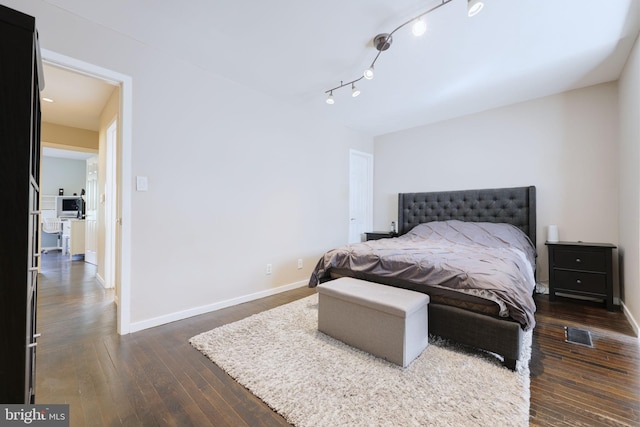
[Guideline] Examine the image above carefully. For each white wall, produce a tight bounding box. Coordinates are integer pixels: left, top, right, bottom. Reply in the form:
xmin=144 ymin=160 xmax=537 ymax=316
xmin=618 ymin=33 xmax=640 ymax=333
xmin=8 ymin=1 xmax=373 ymax=329
xmin=374 ymin=83 xmax=619 ymax=284
xmin=41 ymin=156 xmax=86 ymax=197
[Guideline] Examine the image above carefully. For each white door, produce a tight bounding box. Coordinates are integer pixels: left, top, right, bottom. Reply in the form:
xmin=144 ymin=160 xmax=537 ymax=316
xmin=84 ymin=156 xmax=98 ymax=265
xmin=348 ymin=150 xmax=373 ymax=243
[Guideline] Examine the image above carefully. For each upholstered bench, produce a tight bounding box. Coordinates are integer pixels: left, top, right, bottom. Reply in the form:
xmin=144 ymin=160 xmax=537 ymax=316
xmin=317 ymin=277 xmax=429 ymax=367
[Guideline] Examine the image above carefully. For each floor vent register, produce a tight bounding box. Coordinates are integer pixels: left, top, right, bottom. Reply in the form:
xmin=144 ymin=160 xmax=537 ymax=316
xmin=564 ymin=326 xmax=593 ymax=347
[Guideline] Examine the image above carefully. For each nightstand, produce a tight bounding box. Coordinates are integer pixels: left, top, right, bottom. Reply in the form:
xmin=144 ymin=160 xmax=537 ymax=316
xmin=546 ymin=241 xmax=616 ymax=311
xmin=364 ymin=231 xmax=397 ymax=241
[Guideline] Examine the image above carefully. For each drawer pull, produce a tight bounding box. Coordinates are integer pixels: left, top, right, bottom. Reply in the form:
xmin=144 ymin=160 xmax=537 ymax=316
xmin=575 ymin=258 xmax=582 ymax=263
xmin=576 ymin=279 xmax=582 ymax=284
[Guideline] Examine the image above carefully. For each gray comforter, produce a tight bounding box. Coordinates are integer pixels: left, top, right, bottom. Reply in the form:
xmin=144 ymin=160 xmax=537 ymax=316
xmin=309 ymin=220 xmax=536 ymax=330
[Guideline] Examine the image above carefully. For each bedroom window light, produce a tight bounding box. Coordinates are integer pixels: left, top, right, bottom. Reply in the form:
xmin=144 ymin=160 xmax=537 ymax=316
xmin=324 ymin=0 xmax=483 ymax=103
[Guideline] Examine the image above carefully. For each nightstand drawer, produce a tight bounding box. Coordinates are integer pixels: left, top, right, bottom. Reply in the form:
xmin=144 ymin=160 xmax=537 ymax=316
xmin=553 ymin=249 xmax=606 ymax=272
xmin=553 ymin=270 xmax=606 ymax=295
xmin=365 ymin=232 xmax=397 ymax=241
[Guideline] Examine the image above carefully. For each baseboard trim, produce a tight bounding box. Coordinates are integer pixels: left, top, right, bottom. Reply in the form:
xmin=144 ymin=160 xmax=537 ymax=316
xmin=128 ymin=280 xmax=309 ymax=333
xmin=620 ymin=300 xmax=640 ymax=337
xmin=96 ymin=273 xmax=105 ymax=287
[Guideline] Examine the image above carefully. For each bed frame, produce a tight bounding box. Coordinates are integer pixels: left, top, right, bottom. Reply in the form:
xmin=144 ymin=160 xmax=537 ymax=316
xmin=397 ymin=186 xmax=536 ymax=369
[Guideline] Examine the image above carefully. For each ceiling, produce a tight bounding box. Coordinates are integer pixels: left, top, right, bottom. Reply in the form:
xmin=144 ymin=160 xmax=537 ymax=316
xmin=39 ymin=63 xmax=114 ymax=159
xmin=41 ymin=0 xmax=640 ymax=136
xmin=40 ymin=63 xmax=116 ymax=132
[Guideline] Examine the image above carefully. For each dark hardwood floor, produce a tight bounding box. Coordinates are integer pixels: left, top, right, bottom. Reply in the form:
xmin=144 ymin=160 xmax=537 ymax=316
xmin=36 ymin=253 xmax=639 ymax=426
xmin=529 ymin=296 xmax=640 ymax=426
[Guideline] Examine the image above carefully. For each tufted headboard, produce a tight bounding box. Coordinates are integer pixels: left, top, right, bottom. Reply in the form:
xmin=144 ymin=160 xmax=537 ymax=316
xmin=398 ymin=186 xmax=536 ymax=244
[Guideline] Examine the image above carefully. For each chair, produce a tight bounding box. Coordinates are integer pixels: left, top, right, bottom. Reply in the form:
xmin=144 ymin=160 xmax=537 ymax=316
xmin=41 ymin=212 xmax=62 ymax=253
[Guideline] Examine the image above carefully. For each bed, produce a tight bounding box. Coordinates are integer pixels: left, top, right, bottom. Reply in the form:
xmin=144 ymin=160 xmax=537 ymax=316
xmin=309 ymin=186 xmax=537 ymax=370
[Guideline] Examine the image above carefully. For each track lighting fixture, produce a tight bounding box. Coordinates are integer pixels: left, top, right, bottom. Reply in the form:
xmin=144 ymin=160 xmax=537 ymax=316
xmin=324 ymin=0 xmax=483 ymax=104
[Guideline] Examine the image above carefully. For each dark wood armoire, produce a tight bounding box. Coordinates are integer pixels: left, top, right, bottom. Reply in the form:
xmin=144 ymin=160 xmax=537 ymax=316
xmin=0 ymin=4 xmax=43 ymax=404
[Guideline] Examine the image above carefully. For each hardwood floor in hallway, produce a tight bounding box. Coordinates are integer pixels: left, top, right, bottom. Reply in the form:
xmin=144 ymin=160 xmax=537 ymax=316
xmin=35 ymin=253 xmax=640 ymax=426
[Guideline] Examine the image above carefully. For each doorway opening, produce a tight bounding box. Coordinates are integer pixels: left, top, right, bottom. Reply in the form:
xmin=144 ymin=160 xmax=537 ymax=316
xmin=40 ymin=49 xmax=132 ymax=334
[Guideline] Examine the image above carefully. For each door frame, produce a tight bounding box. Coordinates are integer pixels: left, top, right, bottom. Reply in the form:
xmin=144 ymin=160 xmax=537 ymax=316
xmin=104 ymin=119 xmax=117 ymax=289
xmin=84 ymin=156 xmax=98 ymax=265
xmin=42 ymin=49 xmax=133 ymax=335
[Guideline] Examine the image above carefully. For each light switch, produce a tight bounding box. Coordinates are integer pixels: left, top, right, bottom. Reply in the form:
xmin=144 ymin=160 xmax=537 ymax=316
xmin=136 ymin=176 xmax=148 ymax=192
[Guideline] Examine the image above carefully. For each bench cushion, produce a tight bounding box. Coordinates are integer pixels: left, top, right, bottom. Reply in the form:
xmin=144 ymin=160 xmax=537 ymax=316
xmin=317 ymin=277 xmax=429 ymax=317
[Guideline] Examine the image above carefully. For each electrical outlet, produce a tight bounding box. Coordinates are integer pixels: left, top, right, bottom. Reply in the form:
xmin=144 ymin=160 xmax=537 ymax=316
xmin=297 ymin=259 xmax=303 ymax=269
xmin=266 ymin=264 xmax=272 ymax=275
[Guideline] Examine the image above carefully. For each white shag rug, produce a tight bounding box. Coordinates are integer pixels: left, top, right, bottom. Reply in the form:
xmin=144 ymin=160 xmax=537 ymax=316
xmin=190 ymin=294 xmax=531 ymax=427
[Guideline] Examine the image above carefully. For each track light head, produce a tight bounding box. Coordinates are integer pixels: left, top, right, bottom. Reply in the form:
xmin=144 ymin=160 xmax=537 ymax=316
xmin=411 ymin=19 xmax=427 ymax=36
xmin=468 ymin=0 xmax=484 ymax=17
xmin=351 ymin=83 xmax=360 ymax=98
xmin=326 ymin=91 xmax=334 ymax=104
xmin=363 ymin=66 xmax=374 ymax=80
